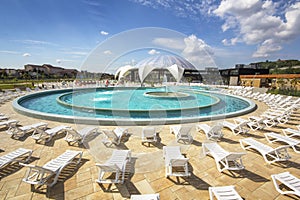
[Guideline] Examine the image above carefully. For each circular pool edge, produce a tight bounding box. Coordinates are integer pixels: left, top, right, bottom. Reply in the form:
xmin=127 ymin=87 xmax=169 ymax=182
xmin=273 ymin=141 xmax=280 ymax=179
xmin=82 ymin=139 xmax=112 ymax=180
xmin=12 ymin=87 xmax=257 ymax=126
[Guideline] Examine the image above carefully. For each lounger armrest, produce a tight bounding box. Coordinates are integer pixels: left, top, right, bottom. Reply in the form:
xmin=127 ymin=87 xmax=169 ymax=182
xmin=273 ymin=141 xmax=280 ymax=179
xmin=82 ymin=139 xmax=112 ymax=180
xmin=272 ymin=145 xmax=291 ymax=159
xmin=95 ymin=163 xmax=121 ymax=172
xmin=226 ymin=152 xmax=246 ymax=160
xmin=19 ymin=163 xmax=54 ymax=173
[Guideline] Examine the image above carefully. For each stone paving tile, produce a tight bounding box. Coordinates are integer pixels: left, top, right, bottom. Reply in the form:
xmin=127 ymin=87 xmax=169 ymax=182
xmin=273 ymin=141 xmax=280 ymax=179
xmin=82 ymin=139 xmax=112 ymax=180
xmin=0 ymin=97 xmax=299 ymax=199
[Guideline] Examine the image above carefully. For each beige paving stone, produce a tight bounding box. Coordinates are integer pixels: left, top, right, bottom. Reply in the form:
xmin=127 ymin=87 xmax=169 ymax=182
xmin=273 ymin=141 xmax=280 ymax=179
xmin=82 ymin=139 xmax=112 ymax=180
xmin=133 ymin=179 xmax=155 ymax=194
xmin=64 ymin=183 xmax=94 ymax=200
xmin=149 ymin=177 xmax=174 ymax=192
xmin=0 ymin=93 xmax=300 ymax=199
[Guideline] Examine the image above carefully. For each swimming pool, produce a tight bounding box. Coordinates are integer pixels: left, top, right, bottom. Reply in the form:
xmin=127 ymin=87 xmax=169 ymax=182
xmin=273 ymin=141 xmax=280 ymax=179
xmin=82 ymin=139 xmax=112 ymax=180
xmin=13 ymin=86 xmax=256 ymax=125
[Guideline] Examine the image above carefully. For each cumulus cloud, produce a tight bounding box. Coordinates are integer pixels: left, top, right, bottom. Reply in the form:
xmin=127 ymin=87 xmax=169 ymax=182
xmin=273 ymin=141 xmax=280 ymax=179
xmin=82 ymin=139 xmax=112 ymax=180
xmin=148 ymin=49 xmax=160 ymax=55
xmin=213 ymin=0 xmax=300 ymax=57
xmin=182 ymin=35 xmax=215 ymax=67
xmin=23 ymin=53 xmax=31 ymax=57
xmin=103 ymin=50 xmax=112 ymax=55
xmin=153 ymin=35 xmax=215 ymax=68
xmin=100 ymin=31 xmax=109 ymax=35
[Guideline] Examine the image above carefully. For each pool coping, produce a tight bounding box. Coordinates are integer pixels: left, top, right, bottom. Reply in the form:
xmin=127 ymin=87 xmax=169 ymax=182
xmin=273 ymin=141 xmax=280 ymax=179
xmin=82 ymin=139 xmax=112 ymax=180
xmin=12 ymin=87 xmax=257 ymax=126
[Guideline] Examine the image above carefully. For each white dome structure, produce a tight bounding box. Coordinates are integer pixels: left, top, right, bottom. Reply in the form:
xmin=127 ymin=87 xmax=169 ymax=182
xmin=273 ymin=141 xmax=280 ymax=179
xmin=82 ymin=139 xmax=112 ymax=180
xmin=115 ymin=55 xmax=200 ymax=83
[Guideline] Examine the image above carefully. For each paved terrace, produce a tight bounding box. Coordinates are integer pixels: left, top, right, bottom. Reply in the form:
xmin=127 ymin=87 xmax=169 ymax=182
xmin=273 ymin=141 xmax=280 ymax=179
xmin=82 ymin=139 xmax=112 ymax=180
xmin=0 ymin=97 xmax=300 ymax=200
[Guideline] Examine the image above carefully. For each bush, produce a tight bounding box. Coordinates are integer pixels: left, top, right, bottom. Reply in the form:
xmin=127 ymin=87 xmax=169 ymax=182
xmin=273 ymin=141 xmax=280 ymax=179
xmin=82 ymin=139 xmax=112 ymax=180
xmin=268 ymin=88 xmax=300 ymax=97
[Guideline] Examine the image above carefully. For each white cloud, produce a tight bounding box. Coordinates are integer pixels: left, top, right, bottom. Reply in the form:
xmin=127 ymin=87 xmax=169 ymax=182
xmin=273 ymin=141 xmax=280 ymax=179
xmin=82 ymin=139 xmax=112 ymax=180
xmin=153 ymin=35 xmax=215 ymax=68
xmin=131 ymin=0 xmax=218 ymax=20
xmin=148 ymin=49 xmax=160 ymax=55
xmin=15 ymin=39 xmax=58 ymax=46
xmin=0 ymin=50 xmax=20 ymax=54
xmin=213 ymin=0 xmax=300 ymax=57
xmin=103 ymin=50 xmax=112 ymax=55
xmin=100 ymin=31 xmax=109 ymax=35
xmin=152 ymin=37 xmax=185 ymax=50
xmin=182 ymin=35 xmax=215 ymax=67
xmin=23 ymin=53 xmax=31 ymax=57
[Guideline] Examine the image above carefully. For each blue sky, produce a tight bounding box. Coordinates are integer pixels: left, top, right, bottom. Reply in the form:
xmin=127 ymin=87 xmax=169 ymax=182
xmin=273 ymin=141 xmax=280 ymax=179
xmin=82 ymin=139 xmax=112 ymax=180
xmin=0 ymin=0 xmax=300 ymax=72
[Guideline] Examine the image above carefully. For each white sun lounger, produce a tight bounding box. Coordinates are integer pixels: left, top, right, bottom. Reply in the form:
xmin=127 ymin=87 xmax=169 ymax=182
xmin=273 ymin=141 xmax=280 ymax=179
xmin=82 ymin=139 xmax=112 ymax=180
xmin=163 ymin=146 xmax=190 ymax=177
xmin=197 ymin=123 xmax=223 ymax=140
xmin=202 ymin=142 xmax=245 ymax=172
xmin=170 ymin=125 xmax=193 ymax=143
xmin=265 ymin=132 xmax=300 ymax=153
xmin=209 ymin=186 xmax=243 ymax=200
xmin=31 ymin=125 xmax=70 ymax=143
xmin=21 ymin=150 xmax=82 ymax=187
xmin=64 ymin=126 xmax=98 ymax=144
xmin=223 ymin=118 xmax=249 ymax=135
xmin=247 ymin=116 xmax=266 ymax=131
xmin=131 ymin=193 xmax=160 ymax=200
xmin=101 ymin=127 xmax=128 ymax=146
xmin=0 ymin=119 xmax=19 ymax=129
xmin=271 ymin=172 xmax=300 ymax=197
xmin=0 ymin=148 xmax=33 ymax=169
xmin=6 ymin=122 xmax=48 ymax=138
xmin=141 ymin=127 xmax=158 ymax=146
xmin=240 ymin=138 xmax=290 ymax=164
xmin=0 ymin=115 xmax=9 ymax=121
xmin=283 ymin=128 xmax=300 ymax=138
xmin=96 ymin=149 xmax=131 ymax=184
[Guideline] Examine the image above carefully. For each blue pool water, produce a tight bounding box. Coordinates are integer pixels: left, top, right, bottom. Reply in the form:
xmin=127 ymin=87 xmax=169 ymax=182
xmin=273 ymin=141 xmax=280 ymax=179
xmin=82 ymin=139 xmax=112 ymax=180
xmin=17 ymin=87 xmax=252 ymax=121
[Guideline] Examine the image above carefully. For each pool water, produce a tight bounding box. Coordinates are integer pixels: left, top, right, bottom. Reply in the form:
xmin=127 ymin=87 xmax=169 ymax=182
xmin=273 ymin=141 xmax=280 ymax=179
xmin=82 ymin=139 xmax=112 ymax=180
xmin=18 ymin=86 xmax=252 ymax=120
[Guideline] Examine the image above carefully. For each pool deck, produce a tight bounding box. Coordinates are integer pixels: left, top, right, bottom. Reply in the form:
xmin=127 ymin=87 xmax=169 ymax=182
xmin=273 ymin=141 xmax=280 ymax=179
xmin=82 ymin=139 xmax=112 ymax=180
xmin=1 ymin=96 xmax=300 ymax=200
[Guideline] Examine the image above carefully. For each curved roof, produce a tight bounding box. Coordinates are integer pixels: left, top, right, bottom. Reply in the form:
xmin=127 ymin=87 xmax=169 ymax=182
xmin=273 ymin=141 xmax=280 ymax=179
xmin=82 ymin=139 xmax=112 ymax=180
xmin=135 ymin=55 xmax=196 ymax=69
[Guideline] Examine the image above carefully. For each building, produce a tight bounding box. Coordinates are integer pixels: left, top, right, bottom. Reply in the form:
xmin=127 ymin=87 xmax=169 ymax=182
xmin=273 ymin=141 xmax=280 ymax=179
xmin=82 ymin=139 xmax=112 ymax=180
xmin=219 ymin=67 xmax=269 ymax=86
xmin=240 ymin=74 xmax=300 ymax=89
xmin=24 ymin=64 xmax=78 ymax=78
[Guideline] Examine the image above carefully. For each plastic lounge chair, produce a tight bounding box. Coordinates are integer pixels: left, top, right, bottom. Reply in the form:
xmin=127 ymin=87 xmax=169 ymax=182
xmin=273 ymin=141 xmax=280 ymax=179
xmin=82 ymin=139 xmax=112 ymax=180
xmin=271 ymin=172 xmax=300 ymax=197
xmin=101 ymin=127 xmax=128 ymax=146
xmin=64 ymin=126 xmax=98 ymax=144
xmin=265 ymin=132 xmax=300 ymax=153
xmin=222 ymin=118 xmax=249 ymax=135
xmin=247 ymin=116 xmax=266 ymax=131
xmin=163 ymin=146 xmax=190 ymax=177
xmin=202 ymin=142 xmax=245 ymax=172
xmin=0 ymin=115 xmax=9 ymax=121
xmin=170 ymin=125 xmax=193 ymax=143
xmin=240 ymin=138 xmax=290 ymax=164
xmin=21 ymin=150 xmax=82 ymax=187
xmin=6 ymin=122 xmax=48 ymax=139
xmin=141 ymin=127 xmax=158 ymax=146
xmin=261 ymin=114 xmax=280 ymax=128
xmin=0 ymin=119 xmax=19 ymax=129
xmin=131 ymin=194 xmax=160 ymax=200
xmin=0 ymin=148 xmax=33 ymax=169
xmin=209 ymin=186 xmax=243 ymax=200
xmin=197 ymin=123 xmax=223 ymax=140
xmin=96 ymin=149 xmax=131 ymax=184
xmin=31 ymin=125 xmax=70 ymax=143
xmin=283 ymin=128 xmax=300 ymax=138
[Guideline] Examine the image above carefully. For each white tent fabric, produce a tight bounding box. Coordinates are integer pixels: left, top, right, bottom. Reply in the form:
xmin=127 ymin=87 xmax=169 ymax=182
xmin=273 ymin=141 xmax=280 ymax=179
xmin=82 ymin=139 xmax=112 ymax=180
xmin=166 ymin=64 xmax=184 ymax=82
xmin=138 ymin=64 xmax=157 ymax=83
xmin=115 ymin=65 xmax=135 ymax=80
xmin=116 ymin=55 xmax=196 ymax=83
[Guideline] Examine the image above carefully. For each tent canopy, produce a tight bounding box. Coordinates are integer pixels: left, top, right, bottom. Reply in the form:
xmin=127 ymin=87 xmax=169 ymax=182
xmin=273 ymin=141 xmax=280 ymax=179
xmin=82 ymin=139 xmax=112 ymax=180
xmin=116 ymin=55 xmax=196 ymax=83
